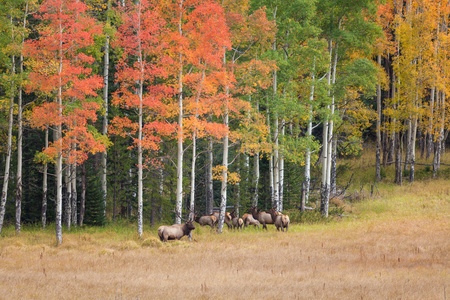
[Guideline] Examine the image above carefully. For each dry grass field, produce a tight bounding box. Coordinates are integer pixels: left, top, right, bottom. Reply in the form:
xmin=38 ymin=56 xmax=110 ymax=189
xmin=0 ymin=167 xmax=449 ymax=299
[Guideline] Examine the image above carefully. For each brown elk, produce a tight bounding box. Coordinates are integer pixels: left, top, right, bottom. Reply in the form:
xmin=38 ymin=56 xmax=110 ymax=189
xmin=268 ymin=207 xmax=290 ymax=232
xmin=212 ymin=211 xmax=232 ymax=229
xmin=157 ymin=221 xmax=196 ymax=242
xmin=194 ymin=214 xmax=217 ymax=228
xmin=232 ymin=217 xmax=243 ymax=230
xmin=230 ymin=211 xmax=243 ymax=230
xmin=249 ymin=206 xmax=274 ymax=230
xmin=242 ymin=213 xmax=260 ymax=229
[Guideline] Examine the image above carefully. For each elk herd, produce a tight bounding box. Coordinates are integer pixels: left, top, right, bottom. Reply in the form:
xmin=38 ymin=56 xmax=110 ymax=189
xmin=158 ymin=207 xmax=290 ymax=242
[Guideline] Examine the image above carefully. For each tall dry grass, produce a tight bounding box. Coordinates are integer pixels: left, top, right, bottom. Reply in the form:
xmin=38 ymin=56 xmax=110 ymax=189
xmin=0 ymin=149 xmax=449 ymax=299
xmin=0 ymin=217 xmax=448 ymax=299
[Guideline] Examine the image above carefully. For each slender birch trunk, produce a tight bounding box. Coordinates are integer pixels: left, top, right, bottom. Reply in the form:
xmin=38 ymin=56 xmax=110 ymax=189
xmin=409 ymin=117 xmax=417 ymax=182
xmin=218 ymin=53 xmax=230 ymax=233
xmin=55 ymin=127 xmax=63 ymax=245
xmin=206 ymin=137 xmax=213 ymax=215
xmin=376 ymin=54 xmax=382 ymax=182
xmin=80 ymin=162 xmax=86 ymax=226
xmin=189 ymin=132 xmax=197 ymax=218
xmin=71 ymin=162 xmax=77 ymax=226
xmin=273 ymin=119 xmax=279 ymax=210
xmin=0 ymin=54 xmax=15 ymax=235
xmin=217 ymin=108 xmax=229 ymax=233
xmin=327 ymin=39 xmax=338 ymax=199
xmin=405 ymin=118 xmax=412 ymax=171
xmin=320 ymin=39 xmax=333 ymax=217
xmin=15 ymin=3 xmax=29 ymax=233
xmin=252 ymin=99 xmax=259 ymax=207
xmin=65 ymin=164 xmax=72 ymax=230
xmin=101 ymin=0 xmax=111 ymax=218
xmin=395 ymin=131 xmax=402 ymax=185
xmin=175 ymin=0 xmax=184 ymax=224
xmin=394 ymin=33 xmax=401 ymax=185
xmin=271 ymin=12 xmax=279 ymax=210
xmin=433 ymin=91 xmax=445 ymax=177
xmin=158 ymin=164 xmax=164 ymax=222
xmin=189 ymin=68 xmax=205 ymax=218
xmin=16 ymin=64 xmax=23 ymax=234
xmin=252 ymin=152 xmax=260 ymax=207
xmin=427 ymin=87 xmax=435 ymax=159
xmin=330 ymin=139 xmax=337 ymax=195
xmin=304 ymin=59 xmax=315 ymax=207
xmin=235 ymin=154 xmax=240 ymax=217
xmin=279 ymin=119 xmax=285 ymax=212
xmin=55 ymin=2 xmax=64 ymax=245
xmin=266 ymin=97 xmax=274 ymax=206
xmin=42 ymin=129 xmax=48 ymax=229
xmin=137 ymin=83 xmax=143 ymax=237
xmin=137 ymin=3 xmax=144 ymax=237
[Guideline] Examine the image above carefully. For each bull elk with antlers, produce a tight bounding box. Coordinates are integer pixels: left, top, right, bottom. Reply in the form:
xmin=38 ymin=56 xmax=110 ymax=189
xmin=158 ymin=212 xmax=196 ymax=242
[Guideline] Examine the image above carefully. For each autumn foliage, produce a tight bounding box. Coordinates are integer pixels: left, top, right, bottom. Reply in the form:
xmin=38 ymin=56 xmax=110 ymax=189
xmin=110 ymin=0 xmax=175 ymax=153
xmin=25 ymin=0 xmax=106 ymax=164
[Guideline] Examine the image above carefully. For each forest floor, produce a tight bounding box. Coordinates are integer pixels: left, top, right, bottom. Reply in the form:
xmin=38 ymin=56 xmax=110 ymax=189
xmin=0 ymin=152 xmax=449 ymax=299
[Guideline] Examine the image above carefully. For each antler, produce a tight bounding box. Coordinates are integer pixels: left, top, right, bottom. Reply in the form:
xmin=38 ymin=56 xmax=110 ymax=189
xmin=173 ymin=210 xmax=190 ymax=223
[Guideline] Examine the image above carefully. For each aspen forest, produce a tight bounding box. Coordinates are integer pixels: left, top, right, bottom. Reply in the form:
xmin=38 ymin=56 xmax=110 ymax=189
xmin=0 ymin=0 xmax=449 ymax=242
xmin=1 ymin=0 xmax=449 ymax=298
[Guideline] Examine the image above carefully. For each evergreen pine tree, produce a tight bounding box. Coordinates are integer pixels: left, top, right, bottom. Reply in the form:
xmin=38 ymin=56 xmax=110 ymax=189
xmin=84 ymin=167 xmax=106 ymax=226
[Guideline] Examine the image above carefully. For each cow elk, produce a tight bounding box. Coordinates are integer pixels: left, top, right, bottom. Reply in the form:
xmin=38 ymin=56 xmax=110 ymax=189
xmin=249 ymin=206 xmax=274 ymax=230
xmin=242 ymin=213 xmax=260 ymax=229
xmin=230 ymin=211 xmax=243 ymax=230
xmin=194 ymin=214 xmax=217 ymax=228
xmin=212 ymin=211 xmax=232 ymax=229
xmin=268 ymin=207 xmax=290 ymax=232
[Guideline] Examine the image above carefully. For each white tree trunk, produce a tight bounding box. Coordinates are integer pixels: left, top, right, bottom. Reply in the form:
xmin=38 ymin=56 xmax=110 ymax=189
xmin=409 ymin=117 xmax=418 ymax=182
xmin=55 ymin=4 xmax=64 ymax=245
xmin=266 ymin=98 xmax=274 ymax=206
xmin=320 ymin=119 xmax=329 ymax=217
xmin=65 ymin=163 xmax=72 ymax=230
xmin=252 ymin=99 xmax=260 ymax=207
xmin=433 ymin=91 xmax=445 ymax=176
xmin=137 ymin=3 xmax=144 ymax=237
xmin=321 ymin=39 xmax=333 ymax=217
xmin=15 ymin=3 xmax=29 ymax=232
xmin=16 ymin=65 xmax=23 ymax=234
xmin=272 ymin=28 xmax=279 ymax=210
xmin=217 ymin=110 xmax=229 ymax=233
xmin=305 ymin=61 xmax=315 ymax=206
xmin=273 ymin=117 xmax=279 ymax=210
xmin=0 ymin=55 xmax=15 ymax=235
xmin=376 ymin=54 xmax=382 ymax=182
xmin=175 ymin=0 xmax=184 ymax=224
xmin=279 ymin=119 xmax=285 ymax=212
xmin=189 ymin=132 xmax=197 ymax=218
xmin=80 ymin=162 xmax=86 ymax=226
xmin=137 ymin=83 xmax=143 ymax=237
xmin=42 ymin=129 xmax=48 ymax=229
xmin=158 ymin=163 xmax=164 ymax=221
xmin=189 ymin=68 xmax=204 ymax=218
xmin=101 ymin=3 xmax=110 ymax=218
xmin=326 ymin=40 xmax=338 ymax=198
xmin=405 ymin=118 xmax=412 ymax=171
xmin=71 ymin=161 xmax=77 ymax=226
xmin=206 ymin=137 xmax=213 ymax=215
xmin=218 ymin=56 xmax=230 ymax=233
xmin=55 ymin=128 xmax=63 ymax=245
